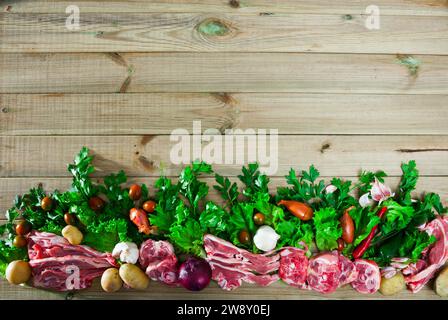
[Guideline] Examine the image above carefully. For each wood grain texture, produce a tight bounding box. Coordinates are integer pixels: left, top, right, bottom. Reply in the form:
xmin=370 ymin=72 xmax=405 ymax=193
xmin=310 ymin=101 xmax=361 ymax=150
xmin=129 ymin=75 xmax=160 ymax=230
xmin=0 ymin=135 xmax=447 ymax=177
xmin=1 ymin=176 xmax=447 ymax=218
xmin=2 ymin=13 xmax=448 ymax=54
xmin=4 ymin=0 xmax=448 ymax=16
xmin=1 ymin=93 xmax=448 ymax=135
xmin=0 ymin=278 xmax=443 ymax=300
xmin=1 ymin=53 xmax=448 ymax=94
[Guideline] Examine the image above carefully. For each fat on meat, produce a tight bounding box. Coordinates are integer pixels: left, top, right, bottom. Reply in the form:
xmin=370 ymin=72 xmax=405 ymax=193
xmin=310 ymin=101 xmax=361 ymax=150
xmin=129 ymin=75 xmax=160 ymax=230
xmin=203 ymin=234 xmax=280 ymax=291
xmin=278 ymin=247 xmax=309 ymax=289
xmin=27 ymin=231 xmax=118 ymax=291
xmin=338 ymin=254 xmax=358 ymax=286
xmin=204 ymin=234 xmax=280 ymax=274
xmin=307 ymin=253 xmax=341 ymax=294
xmin=351 ymin=259 xmax=381 ymax=294
xmin=139 ymin=239 xmax=178 ymax=285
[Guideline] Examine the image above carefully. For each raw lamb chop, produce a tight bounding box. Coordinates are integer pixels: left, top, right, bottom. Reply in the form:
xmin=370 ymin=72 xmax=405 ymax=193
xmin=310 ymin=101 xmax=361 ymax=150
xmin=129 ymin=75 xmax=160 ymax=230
xmin=203 ymin=234 xmax=280 ymax=290
xmin=139 ymin=239 xmax=179 ymax=285
xmin=28 ymin=231 xmax=118 ymax=291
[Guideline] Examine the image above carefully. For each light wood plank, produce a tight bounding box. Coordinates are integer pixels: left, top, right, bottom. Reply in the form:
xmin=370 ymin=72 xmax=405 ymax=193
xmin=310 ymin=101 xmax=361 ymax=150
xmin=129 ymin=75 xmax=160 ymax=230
xmin=1 ymin=53 xmax=448 ymax=94
xmin=1 ymin=176 xmax=447 ymax=217
xmin=0 ymin=135 xmax=447 ymax=177
xmin=4 ymin=0 xmax=448 ymax=16
xmin=1 ymin=93 xmax=447 ymax=136
xmin=0 ymin=277 xmax=443 ymax=300
xmin=2 ymin=13 xmax=448 ymax=54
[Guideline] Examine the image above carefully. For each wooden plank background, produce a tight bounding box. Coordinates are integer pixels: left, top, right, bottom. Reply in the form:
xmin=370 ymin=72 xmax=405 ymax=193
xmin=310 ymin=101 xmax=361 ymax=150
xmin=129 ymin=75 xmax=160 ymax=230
xmin=0 ymin=0 xmax=447 ymax=300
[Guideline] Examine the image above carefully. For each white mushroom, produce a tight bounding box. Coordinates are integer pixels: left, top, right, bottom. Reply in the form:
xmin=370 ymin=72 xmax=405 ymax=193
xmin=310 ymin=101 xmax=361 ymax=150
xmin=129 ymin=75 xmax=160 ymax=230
xmin=112 ymin=242 xmax=139 ymax=264
xmin=254 ymin=226 xmax=280 ymax=252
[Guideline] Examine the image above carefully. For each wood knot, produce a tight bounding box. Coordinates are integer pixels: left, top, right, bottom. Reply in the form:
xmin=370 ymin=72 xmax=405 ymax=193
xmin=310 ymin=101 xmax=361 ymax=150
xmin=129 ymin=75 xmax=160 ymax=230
xmin=320 ymin=143 xmax=331 ymax=154
xmin=140 ymin=135 xmax=154 ymax=146
xmin=396 ymin=54 xmax=420 ymax=77
xmin=197 ymin=19 xmax=231 ymax=37
xmin=138 ymin=156 xmax=155 ymax=171
xmin=211 ymin=92 xmax=237 ymax=105
xmin=1 ymin=107 xmax=8 ymax=113
xmin=342 ymin=14 xmax=353 ymax=20
xmin=229 ymin=0 xmax=240 ymax=8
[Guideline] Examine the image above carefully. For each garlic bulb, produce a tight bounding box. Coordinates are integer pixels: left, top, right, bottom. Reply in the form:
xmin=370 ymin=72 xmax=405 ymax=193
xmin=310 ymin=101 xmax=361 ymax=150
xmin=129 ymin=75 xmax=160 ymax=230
xmin=359 ymin=193 xmax=374 ymax=208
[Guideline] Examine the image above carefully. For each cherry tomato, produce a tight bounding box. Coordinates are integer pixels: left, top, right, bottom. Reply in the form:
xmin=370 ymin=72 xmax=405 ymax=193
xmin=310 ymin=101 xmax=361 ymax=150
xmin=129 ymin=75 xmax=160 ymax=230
xmin=41 ymin=196 xmax=53 ymax=211
xmin=64 ymin=213 xmax=76 ymax=225
xmin=238 ymin=230 xmax=251 ymax=244
xmin=89 ymin=196 xmax=105 ymax=211
xmin=253 ymin=213 xmax=265 ymax=226
xmin=142 ymin=200 xmax=156 ymax=213
xmin=337 ymin=238 xmax=345 ymax=252
xmin=129 ymin=184 xmax=142 ymax=201
xmin=13 ymin=235 xmax=27 ymax=248
xmin=15 ymin=221 xmax=32 ymax=236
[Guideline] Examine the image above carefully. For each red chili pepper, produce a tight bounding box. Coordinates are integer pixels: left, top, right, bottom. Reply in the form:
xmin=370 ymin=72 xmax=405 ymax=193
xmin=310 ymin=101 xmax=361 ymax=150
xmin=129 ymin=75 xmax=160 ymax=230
xmin=352 ymin=207 xmax=388 ymax=259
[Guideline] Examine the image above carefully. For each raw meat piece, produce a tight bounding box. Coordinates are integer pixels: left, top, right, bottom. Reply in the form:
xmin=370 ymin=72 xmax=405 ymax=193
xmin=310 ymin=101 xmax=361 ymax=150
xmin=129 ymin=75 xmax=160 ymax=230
xmin=204 ymin=234 xmax=280 ymax=274
xmin=338 ymin=254 xmax=358 ymax=286
xmin=351 ymin=259 xmax=381 ymax=294
xmin=203 ymin=234 xmax=280 ymax=291
xmin=402 ymin=259 xmax=427 ymax=276
xmin=208 ymin=260 xmax=279 ymax=290
xmin=307 ymin=253 xmax=341 ymax=294
xmin=139 ymin=239 xmax=178 ymax=285
xmin=405 ymin=217 xmax=448 ymax=293
xmin=278 ymin=247 xmax=309 ymax=288
xmin=28 ymin=231 xmax=118 ymax=291
xmin=381 ymin=266 xmax=397 ymax=279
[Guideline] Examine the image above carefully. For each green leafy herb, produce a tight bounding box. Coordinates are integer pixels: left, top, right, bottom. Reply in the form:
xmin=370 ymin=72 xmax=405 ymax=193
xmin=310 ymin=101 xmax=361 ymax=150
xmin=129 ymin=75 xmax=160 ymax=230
xmin=357 ymin=170 xmax=387 ymax=196
xmin=313 ymin=207 xmax=342 ymax=251
xmin=228 ymin=203 xmax=256 ymax=249
xmin=68 ymin=147 xmax=97 ymax=199
xmin=214 ymin=174 xmax=239 ymax=208
xmin=0 ymin=242 xmax=28 ymax=276
xmin=238 ymin=163 xmax=270 ymax=202
xmin=169 ymin=219 xmax=204 ymax=257
xmin=397 ymin=161 xmax=419 ymax=206
xmin=83 ymin=219 xmax=129 ymax=252
xmin=349 ymin=207 xmax=381 ymax=247
xmin=276 ymin=166 xmax=325 ymax=206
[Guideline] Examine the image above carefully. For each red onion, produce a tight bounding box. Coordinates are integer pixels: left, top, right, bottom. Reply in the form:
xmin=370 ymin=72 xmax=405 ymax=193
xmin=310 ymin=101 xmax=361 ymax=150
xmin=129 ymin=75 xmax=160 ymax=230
xmin=178 ymin=257 xmax=212 ymax=291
